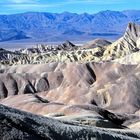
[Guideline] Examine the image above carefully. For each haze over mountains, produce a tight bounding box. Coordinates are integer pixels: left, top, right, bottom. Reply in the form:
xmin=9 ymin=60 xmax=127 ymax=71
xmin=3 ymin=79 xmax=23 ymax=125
xmin=0 ymin=10 xmax=140 ymax=42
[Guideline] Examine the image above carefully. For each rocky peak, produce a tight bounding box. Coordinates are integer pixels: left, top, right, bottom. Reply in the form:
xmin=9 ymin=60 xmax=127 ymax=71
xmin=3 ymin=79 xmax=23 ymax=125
xmin=58 ymin=40 xmax=76 ymax=50
xmin=124 ymin=22 xmax=140 ymax=42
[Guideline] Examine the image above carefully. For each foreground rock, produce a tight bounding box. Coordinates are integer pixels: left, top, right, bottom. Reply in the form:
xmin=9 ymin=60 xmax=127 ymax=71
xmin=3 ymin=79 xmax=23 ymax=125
xmin=1 ymin=104 xmax=140 ymax=140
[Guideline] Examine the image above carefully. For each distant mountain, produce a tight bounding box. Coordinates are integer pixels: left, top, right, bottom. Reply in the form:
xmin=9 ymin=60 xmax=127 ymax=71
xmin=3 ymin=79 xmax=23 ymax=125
xmin=0 ymin=10 xmax=140 ymax=42
xmin=0 ymin=29 xmax=30 ymax=42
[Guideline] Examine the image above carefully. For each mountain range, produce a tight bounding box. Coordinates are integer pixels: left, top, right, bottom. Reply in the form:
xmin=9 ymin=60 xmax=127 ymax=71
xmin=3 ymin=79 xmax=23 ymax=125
xmin=0 ymin=10 xmax=140 ymax=42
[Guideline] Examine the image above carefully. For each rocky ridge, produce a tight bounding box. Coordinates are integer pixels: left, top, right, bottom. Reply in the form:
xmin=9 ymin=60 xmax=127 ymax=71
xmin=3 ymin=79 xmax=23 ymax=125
xmin=19 ymin=40 xmax=78 ymax=55
xmin=0 ymin=23 xmax=140 ymax=67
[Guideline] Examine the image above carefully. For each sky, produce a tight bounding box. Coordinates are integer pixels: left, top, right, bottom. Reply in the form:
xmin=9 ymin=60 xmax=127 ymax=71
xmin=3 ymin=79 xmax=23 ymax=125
xmin=0 ymin=0 xmax=140 ymax=15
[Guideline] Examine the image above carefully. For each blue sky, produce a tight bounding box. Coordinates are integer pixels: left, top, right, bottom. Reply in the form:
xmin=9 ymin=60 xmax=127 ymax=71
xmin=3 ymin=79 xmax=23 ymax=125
xmin=0 ymin=0 xmax=140 ymax=14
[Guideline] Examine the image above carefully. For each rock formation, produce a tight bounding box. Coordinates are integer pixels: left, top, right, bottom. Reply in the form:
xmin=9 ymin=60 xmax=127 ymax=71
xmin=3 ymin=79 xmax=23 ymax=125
xmin=102 ymin=23 xmax=140 ymax=60
xmin=0 ymin=48 xmax=22 ymax=60
xmin=19 ymin=41 xmax=78 ymax=55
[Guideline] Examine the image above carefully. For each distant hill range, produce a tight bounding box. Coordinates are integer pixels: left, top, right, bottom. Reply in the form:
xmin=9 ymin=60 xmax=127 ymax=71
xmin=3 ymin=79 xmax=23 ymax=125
xmin=0 ymin=10 xmax=140 ymax=42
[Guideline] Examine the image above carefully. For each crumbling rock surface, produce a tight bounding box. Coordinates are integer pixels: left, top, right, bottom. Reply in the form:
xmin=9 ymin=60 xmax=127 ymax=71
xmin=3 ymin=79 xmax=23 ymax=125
xmin=1 ymin=104 xmax=140 ymax=140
